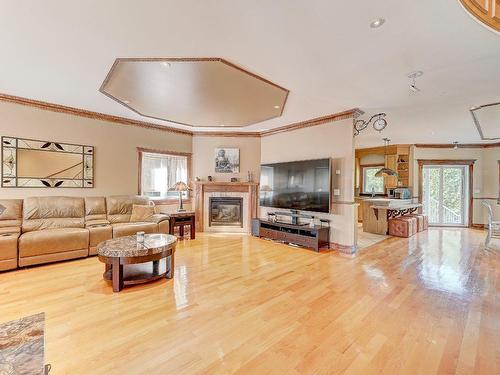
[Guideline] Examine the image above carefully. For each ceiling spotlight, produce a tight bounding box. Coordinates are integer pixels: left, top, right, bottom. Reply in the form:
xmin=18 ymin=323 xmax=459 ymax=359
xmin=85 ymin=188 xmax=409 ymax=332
xmin=122 ymin=100 xmax=130 ymax=104
xmin=370 ymin=18 xmax=386 ymax=28
xmin=408 ymin=71 xmax=423 ymax=93
xmin=453 ymin=141 xmax=459 ymax=149
xmin=274 ymin=105 xmax=280 ymax=109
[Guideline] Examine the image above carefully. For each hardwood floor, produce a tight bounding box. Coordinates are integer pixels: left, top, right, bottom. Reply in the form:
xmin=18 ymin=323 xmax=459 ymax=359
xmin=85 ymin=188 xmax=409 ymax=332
xmin=0 ymin=229 xmax=498 ymax=374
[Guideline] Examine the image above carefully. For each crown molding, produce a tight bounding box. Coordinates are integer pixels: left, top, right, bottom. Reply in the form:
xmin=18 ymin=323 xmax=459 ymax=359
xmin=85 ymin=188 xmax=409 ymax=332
xmin=0 ymin=93 xmax=193 ymax=135
xmin=0 ymin=92 xmax=362 ymax=139
xmin=414 ymin=143 xmax=500 ymax=149
xmin=260 ymin=108 xmax=364 ymax=137
xmin=193 ymin=131 xmax=261 ymax=138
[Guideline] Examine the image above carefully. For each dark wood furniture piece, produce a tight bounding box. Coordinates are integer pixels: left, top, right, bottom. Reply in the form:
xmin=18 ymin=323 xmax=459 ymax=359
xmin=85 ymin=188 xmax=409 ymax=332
xmin=253 ymin=219 xmax=330 ymax=252
xmin=97 ymin=234 xmax=177 ymax=292
xmin=165 ymin=211 xmax=196 ymax=239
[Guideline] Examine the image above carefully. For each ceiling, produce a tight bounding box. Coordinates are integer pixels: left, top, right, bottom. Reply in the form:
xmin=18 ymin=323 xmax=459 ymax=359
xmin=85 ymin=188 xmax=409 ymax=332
xmin=0 ymin=0 xmax=499 ymax=147
xmin=100 ymin=58 xmax=288 ymax=127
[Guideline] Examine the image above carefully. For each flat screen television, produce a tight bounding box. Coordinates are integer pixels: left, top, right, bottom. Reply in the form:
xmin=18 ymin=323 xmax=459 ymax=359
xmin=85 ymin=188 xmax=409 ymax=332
xmin=260 ymin=158 xmax=331 ymax=213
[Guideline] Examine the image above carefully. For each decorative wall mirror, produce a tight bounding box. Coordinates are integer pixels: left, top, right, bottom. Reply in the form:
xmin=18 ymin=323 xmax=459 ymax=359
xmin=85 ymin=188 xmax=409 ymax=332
xmin=1 ymin=137 xmax=94 ymax=188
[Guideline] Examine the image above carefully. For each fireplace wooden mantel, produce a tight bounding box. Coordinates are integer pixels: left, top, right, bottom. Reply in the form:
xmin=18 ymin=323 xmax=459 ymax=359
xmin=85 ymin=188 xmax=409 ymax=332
xmin=193 ymin=181 xmax=259 ymax=232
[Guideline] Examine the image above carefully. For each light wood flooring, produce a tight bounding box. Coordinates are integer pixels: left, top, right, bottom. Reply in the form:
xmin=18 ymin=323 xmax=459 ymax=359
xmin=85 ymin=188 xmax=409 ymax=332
xmin=357 ymin=222 xmax=389 ymax=250
xmin=0 ymin=229 xmax=498 ymax=374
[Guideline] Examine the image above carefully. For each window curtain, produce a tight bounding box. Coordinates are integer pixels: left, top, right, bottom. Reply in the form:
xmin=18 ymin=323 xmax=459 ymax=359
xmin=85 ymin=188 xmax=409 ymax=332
xmin=141 ymin=153 xmax=188 ymax=198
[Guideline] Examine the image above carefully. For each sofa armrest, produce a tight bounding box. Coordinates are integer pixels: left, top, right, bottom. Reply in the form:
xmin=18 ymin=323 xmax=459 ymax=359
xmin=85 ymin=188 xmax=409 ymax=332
xmin=148 ymin=214 xmax=169 ymax=224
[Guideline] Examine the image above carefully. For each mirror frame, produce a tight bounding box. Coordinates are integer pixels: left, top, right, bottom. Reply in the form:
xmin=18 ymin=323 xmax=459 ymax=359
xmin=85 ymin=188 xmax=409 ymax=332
xmin=1 ymin=136 xmax=94 ymax=188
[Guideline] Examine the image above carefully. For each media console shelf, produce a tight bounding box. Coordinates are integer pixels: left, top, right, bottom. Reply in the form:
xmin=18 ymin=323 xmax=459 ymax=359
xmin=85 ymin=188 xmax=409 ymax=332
xmin=254 ymin=219 xmax=330 ymax=252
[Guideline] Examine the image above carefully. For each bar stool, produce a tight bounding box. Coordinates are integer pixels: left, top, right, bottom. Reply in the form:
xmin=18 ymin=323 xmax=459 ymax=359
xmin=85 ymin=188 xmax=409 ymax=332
xmin=404 ymin=214 xmax=428 ymax=232
xmin=389 ymin=216 xmax=418 ymax=237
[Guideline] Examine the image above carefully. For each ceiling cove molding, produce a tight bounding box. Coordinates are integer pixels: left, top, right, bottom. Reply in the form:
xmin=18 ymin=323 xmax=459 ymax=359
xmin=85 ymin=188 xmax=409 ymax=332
xmin=414 ymin=143 xmax=500 ymax=148
xmin=0 ymin=93 xmax=192 ymax=136
xmin=260 ymin=108 xmax=364 ymax=137
xmin=0 ymin=92 xmax=361 ymax=138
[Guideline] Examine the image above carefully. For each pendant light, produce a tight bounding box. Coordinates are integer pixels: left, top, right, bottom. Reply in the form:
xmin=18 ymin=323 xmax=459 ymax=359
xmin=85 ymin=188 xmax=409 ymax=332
xmin=375 ymin=138 xmax=398 ymax=177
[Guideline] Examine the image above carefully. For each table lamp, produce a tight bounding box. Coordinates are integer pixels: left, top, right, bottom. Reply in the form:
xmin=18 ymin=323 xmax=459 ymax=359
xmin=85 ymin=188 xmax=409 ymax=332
xmin=169 ymin=181 xmax=191 ymax=212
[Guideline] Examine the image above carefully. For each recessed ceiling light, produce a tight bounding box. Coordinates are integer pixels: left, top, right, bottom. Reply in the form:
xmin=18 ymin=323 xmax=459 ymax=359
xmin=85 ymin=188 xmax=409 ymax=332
xmin=122 ymin=100 xmax=130 ymax=104
xmin=220 ymin=124 xmax=225 ymax=127
xmin=161 ymin=61 xmax=171 ymax=68
xmin=274 ymin=105 xmax=280 ymax=109
xmin=370 ymin=18 xmax=385 ymax=28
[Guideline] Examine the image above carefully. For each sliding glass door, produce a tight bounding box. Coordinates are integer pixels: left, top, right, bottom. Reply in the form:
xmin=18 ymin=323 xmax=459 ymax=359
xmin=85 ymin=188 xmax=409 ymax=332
xmin=422 ymin=165 xmax=469 ymax=226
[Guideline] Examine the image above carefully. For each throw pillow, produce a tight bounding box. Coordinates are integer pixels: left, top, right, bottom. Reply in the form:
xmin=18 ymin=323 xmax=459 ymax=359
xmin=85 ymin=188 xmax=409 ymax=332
xmin=130 ymin=204 xmax=155 ymax=222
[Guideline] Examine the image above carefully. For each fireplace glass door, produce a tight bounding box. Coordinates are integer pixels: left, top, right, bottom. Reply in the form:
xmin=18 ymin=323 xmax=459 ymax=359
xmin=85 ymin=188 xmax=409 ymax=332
xmin=209 ymin=197 xmax=244 ymax=227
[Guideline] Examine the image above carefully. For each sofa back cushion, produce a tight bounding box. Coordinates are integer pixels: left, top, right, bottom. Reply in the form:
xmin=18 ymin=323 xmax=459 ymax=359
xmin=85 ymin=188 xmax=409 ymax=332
xmin=22 ymin=196 xmax=85 ymax=232
xmin=84 ymin=197 xmax=107 ymax=222
xmin=0 ymin=199 xmax=23 ymax=228
xmin=106 ymin=195 xmax=150 ymax=224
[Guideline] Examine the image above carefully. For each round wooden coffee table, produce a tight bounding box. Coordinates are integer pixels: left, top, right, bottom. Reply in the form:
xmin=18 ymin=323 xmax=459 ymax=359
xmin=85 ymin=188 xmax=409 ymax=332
xmin=97 ymin=233 xmax=177 ymax=292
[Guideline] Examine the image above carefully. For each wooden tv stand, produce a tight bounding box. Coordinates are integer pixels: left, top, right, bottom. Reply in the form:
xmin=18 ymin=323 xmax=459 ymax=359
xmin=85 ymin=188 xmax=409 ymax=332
xmin=256 ymin=219 xmax=330 ymax=252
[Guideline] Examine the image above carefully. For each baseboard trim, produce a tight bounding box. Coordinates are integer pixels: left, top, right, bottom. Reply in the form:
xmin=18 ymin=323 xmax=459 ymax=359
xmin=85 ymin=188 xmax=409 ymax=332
xmin=471 ymin=224 xmax=485 ymax=230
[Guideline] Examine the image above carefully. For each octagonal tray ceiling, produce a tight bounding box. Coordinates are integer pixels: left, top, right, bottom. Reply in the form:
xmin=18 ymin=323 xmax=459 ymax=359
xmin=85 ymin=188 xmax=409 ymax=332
xmin=100 ymin=58 xmax=289 ymax=127
xmin=471 ymin=102 xmax=500 ymax=140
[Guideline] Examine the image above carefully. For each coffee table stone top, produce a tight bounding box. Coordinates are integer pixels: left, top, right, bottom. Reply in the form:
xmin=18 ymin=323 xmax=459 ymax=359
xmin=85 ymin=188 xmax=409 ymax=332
xmin=97 ymin=233 xmax=176 ymax=258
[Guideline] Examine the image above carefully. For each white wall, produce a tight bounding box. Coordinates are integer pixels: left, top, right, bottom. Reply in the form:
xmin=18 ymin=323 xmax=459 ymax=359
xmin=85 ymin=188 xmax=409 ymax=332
xmin=260 ymin=119 xmax=356 ymax=248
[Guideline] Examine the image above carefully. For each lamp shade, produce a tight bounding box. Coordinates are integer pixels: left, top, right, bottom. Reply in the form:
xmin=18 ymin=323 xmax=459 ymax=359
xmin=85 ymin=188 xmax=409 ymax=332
xmin=375 ymin=167 xmax=398 ymax=177
xmin=169 ymin=181 xmax=191 ymax=191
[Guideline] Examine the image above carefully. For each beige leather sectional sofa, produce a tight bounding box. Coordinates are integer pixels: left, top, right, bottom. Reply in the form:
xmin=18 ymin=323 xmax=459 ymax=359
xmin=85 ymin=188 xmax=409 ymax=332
xmin=0 ymin=195 xmax=169 ymax=271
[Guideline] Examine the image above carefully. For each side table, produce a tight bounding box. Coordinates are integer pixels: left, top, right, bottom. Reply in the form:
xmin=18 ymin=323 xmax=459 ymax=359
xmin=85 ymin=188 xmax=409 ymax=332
xmin=163 ymin=211 xmax=196 ymax=239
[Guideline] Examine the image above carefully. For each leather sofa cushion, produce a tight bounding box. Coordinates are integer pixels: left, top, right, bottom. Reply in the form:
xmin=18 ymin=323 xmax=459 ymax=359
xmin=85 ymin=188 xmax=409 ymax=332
xmin=0 ymin=232 xmax=19 ymax=261
xmin=23 ymin=196 xmax=85 ymax=232
xmin=0 ymin=227 xmax=21 ymax=235
xmin=112 ymin=222 xmax=158 ymax=238
xmin=19 ymin=228 xmax=89 ymax=257
xmin=0 ymin=199 xmax=23 ymax=228
xmin=106 ymin=195 xmax=150 ymax=224
xmin=88 ymin=225 xmax=112 ymax=252
xmin=85 ymin=197 xmax=107 ymax=221
xmin=158 ymin=220 xmax=169 ymax=234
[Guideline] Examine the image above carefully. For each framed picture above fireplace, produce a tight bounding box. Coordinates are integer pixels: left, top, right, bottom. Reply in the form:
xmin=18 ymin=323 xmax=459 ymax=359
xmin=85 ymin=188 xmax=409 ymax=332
xmin=214 ymin=147 xmax=240 ymax=173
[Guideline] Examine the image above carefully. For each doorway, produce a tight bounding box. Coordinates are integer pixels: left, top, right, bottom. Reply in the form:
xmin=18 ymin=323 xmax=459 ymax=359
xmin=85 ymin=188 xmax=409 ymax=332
xmin=418 ymin=160 xmax=474 ymax=227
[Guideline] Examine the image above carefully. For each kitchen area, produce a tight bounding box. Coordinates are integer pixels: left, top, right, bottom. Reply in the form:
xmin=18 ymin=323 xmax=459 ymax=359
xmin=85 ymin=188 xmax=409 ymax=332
xmin=355 ymin=143 xmax=423 ymax=242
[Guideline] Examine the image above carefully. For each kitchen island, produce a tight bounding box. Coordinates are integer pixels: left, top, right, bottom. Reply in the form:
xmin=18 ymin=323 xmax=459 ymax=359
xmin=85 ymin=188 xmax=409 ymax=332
xmin=361 ymin=198 xmax=421 ymax=235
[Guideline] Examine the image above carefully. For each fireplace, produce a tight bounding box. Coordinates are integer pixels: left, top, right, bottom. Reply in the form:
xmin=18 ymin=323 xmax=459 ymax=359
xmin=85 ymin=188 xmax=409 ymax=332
xmin=209 ymin=197 xmax=243 ymax=227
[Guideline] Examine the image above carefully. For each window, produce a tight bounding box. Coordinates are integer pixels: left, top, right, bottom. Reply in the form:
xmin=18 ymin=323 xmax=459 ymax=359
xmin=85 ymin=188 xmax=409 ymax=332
xmin=138 ymin=149 xmax=191 ymax=201
xmin=362 ymin=166 xmax=384 ymax=194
